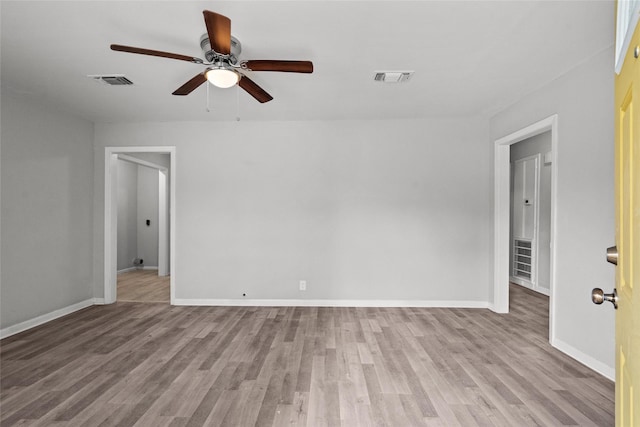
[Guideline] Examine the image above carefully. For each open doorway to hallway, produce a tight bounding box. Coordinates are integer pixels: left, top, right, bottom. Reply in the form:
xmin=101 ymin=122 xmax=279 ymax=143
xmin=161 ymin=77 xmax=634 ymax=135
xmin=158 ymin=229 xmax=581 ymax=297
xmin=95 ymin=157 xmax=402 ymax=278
xmin=115 ymin=153 xmax=171 ymax=303
xmin=493 ymin=115 xmax=557 ymax=342
xmin=104 ymin=146 xmax=176 ymax=305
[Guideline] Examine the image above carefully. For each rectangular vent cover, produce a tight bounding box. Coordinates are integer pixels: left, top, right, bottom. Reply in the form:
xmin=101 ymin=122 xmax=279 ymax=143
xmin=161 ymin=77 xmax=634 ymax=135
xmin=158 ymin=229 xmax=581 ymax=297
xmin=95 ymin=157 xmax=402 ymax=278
xmin=89 ymin=75 xmax=134 ymax=86
xmin=374 ymin=71 xmax=413 ymax=83
xmin=513 ymin=239 xmax=533 ymax=280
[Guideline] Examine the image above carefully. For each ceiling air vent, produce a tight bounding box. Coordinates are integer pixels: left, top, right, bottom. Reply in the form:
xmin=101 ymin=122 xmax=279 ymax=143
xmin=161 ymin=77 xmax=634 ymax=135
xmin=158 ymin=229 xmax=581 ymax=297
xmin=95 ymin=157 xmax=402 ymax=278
xmin=374 ymin=71 xmax=413 ymax=83
xmin=88 ymin=75 xmax=134 ymax=86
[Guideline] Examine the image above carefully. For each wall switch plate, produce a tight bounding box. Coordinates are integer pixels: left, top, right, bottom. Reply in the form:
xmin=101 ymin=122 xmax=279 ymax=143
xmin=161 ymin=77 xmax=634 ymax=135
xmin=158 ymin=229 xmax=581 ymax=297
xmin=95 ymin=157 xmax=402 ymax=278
xmin=299 ymin=280 xmax=307 ymax=291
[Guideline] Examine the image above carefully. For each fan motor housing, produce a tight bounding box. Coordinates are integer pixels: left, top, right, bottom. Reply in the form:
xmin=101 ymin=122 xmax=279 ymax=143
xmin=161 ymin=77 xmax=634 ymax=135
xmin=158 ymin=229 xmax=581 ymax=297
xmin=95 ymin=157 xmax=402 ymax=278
xmin=200 ymin=34 xmax=241 ymax=63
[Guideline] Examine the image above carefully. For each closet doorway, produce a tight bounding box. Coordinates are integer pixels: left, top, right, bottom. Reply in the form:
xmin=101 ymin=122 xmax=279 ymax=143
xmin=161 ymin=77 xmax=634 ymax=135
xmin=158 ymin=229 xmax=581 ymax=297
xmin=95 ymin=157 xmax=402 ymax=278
xmin=510 ymin=132 xmax=552 ymax=296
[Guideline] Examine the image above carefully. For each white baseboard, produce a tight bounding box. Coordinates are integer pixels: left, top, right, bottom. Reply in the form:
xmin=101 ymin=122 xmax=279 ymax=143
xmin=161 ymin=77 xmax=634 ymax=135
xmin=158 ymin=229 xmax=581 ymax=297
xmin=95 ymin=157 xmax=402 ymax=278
xmin=0 ymin=298 xmax=97 ymax=339
xmin=488 ymin=301 xmax=509 ymax=314
xmin=93 ymin=298 xmax=106 ymax=305
xmin=552 ymin=337 xmax=615 ymax=381
xmin=172 ymin=298 xmax=490 ymax=308
xmin=142 ymin=266 xmax=158 ymax=271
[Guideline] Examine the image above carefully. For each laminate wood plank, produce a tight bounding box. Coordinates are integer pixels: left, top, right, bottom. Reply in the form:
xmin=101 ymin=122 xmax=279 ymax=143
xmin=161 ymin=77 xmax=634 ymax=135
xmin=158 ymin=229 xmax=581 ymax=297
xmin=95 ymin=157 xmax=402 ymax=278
xmin=449 ymin=403 xmax=486 ymax=427
xmin=271 ymin=403 xmax=293 ymax=427
xmin=490 ymin=363 xmax=578 ymax=426
xmin=0 ymin=284 xmax=614 ymax=426
xmin=184 ymin=363 xmax=239 ymax=427
xmin=117 ymin=270 xmax=169 ymax=303
xmin=206 ymin=388 xmax=240 ymax=426
xmin=568 ymin=377 xmax=615 ymax=415
xmin=289 ymin=391 xmax=309 ymax=426
xmin=68 ymin=401 xmax=123 ymax=427
xmin=255 ymin=368 xmax=285 ymax=427
xmin=306 ymin=355 xmax=327 ymax=426
xmin=294 ymin=337 xmax=314 ymax=393
xmin=375 ymin=329 xmax=412 ymax=394
xmin=279 ymin=369 xmax=297 ymax=405
xmin=245 ymin=320 xmax=280 ymax=381
xmin=498 ymin=363 xmax=578 ymax=425
xmin=170 ymin=371 xmax=218 ymax=418
xmin=341 ymin=343 xmax=370 ymax=405
xmin=393 ymin=349 xmax=438 ymax=417
xmin=324 ymin=377 xmax=341 ymax=426
xmin=506 ymin=403 xmax=548 ymax=427
xmin=454 ymin=357 xmax=529 ymax=426
xmin=425 ymin=366 xmax=474 ymax=424
xmin=553 ymin=389 xmax=613 ymax=427
xmin=461 ymin=385 xmax=514 ymax=427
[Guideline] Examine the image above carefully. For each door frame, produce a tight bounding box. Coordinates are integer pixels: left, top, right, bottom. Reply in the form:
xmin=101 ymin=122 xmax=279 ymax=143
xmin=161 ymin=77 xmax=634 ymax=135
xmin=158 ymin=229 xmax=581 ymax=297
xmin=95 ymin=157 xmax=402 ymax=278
xmin=493 ymin=115 xmax=558 ymax=341
xmin=104 ymin=146 xmax=176 ymax=304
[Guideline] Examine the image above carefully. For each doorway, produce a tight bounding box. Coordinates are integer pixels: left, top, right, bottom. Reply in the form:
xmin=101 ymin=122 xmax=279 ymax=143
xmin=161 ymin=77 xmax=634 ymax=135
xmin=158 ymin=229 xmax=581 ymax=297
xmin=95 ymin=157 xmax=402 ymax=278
xmin=104 ymin=146 xmax=176 ymax=304
xmin=510 ymin=132 xmax=552 ymax=296
xmin=115 ymin=154 xmax=170 ymax=302
xmin=493 ymin=115 xmax=558 ymax=342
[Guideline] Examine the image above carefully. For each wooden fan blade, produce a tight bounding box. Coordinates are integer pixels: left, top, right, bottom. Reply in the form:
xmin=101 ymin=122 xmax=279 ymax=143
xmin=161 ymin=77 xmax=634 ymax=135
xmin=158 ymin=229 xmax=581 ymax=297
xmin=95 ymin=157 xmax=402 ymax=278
xmin=244 ymin=60 xmax=314 ymax=73
xmin=238 ymin=75 xmax=273 ymax=103
xmin=172 ymin=73 xmax=207 ymax=96
xmin=111 ymin=44 xmax=201 ymax=63
xmin=203 ymin=10 xmax=231 ymax=55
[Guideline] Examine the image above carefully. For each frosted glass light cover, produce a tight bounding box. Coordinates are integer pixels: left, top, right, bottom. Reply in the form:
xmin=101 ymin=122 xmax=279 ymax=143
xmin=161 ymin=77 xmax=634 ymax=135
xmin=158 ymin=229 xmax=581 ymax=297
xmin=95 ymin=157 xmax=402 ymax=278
xmin=206 ymin=68 xmax=239 ymax=88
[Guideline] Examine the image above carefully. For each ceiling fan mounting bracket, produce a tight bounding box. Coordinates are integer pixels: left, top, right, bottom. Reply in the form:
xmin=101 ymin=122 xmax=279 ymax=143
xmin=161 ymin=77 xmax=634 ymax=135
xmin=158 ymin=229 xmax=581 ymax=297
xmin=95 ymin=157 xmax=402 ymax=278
xmin=199 ymin=33 xmax=241 ymax=65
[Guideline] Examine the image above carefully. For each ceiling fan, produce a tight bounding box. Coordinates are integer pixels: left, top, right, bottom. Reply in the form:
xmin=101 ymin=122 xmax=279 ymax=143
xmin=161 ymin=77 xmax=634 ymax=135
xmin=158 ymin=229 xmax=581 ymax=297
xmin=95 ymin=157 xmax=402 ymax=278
xmin=110 ymin=10 xmax=313 ymax=103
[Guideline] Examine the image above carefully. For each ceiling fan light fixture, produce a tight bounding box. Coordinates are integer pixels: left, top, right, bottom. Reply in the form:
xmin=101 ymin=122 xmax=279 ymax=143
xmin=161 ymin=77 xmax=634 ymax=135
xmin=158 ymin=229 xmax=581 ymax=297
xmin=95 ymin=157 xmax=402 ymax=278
xmin=206 ymin=67 xmax=239 ymax=88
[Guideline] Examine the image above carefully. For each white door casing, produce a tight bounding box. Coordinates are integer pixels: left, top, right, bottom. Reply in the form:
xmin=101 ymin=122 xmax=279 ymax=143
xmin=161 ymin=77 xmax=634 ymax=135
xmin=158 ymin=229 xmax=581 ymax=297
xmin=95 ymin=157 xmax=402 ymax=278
xmin=104 ymin=146 xmax=176 ymax=304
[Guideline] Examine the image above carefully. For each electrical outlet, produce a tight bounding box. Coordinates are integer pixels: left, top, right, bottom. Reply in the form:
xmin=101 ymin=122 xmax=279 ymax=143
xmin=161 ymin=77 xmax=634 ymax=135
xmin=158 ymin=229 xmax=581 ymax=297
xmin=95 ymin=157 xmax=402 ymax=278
xmin=299 ymin=280 xmax=307 ymax=291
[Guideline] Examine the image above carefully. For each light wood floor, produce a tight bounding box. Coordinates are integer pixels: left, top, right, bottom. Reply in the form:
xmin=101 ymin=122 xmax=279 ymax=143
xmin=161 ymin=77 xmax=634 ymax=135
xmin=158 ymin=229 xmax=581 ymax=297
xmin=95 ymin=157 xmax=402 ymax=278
xmin=0 ymin=285 xmax=614 ymax=426
xmin=117 ymin=270 xmax=169 ymax=303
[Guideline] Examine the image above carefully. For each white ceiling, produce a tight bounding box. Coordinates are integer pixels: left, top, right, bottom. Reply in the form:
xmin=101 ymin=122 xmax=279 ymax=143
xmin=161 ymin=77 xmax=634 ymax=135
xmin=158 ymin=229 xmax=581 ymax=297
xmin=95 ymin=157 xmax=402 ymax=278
xmin=1 ymin=1 xmax=614 ymax=123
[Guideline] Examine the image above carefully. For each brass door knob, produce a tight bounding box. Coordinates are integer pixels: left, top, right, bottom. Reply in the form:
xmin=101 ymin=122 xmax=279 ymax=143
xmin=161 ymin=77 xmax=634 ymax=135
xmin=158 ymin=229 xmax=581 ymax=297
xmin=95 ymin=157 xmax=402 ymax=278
xmin=592 ymin=288 xmax=618 ymax=309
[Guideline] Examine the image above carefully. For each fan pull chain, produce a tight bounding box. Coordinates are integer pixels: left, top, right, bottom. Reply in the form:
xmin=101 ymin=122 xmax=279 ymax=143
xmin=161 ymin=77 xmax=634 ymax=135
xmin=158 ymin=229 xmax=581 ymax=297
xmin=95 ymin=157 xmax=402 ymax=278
xmin=236 ymin=84 xmax=241 ymax=121
xmin=206 ymin=82 xmax=211 ymax=113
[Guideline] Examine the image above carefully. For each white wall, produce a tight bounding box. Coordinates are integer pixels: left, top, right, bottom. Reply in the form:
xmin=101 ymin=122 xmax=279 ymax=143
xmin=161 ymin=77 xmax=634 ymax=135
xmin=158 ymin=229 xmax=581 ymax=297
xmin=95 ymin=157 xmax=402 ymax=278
xmin=490 ymin=47 xmax=615 ymax=373
xmin=1 ymin=94 xmax=94 ymax=330
xmin=136 ymin=165 xmax=159 ymax=268
xmin=93 ymin=117 xmax=492 ymax=303
xmin=117 ymin=159 xmax=138 ymax=270
xmin=116 ymin=159 xmax=162 ymax=270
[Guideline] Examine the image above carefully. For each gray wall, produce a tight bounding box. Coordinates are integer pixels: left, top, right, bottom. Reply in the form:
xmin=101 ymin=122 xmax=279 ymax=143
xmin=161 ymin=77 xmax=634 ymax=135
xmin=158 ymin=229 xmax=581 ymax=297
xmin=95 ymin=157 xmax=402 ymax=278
xmin=136 ymin=165 xmax=159 ymax=267
xmin=511 ymin=131 xmax=552 ymax=293
xmin=1 ymin=94 xmax=94 ymax=329
xmin=490 ymin=47 xmax=615 ymax=372
xmin=116 ymin=159 xmax=161 ymax=270
xmin=117 ymin=159 xmax=138 ymax=270
xmin=93 ymin=117 xmax=493 ymax=303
